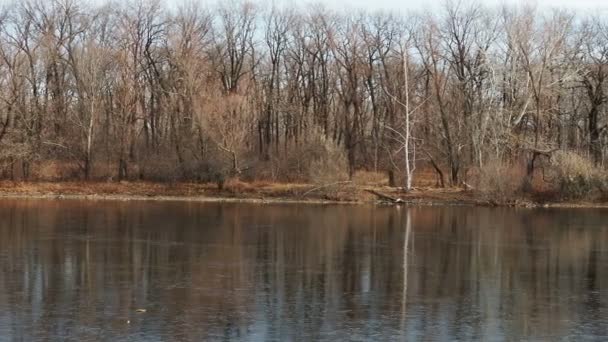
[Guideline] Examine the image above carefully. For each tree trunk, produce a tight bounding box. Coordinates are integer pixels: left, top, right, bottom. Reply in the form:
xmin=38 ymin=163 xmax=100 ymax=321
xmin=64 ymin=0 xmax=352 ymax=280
xmin=403 ymin=50 xmax=413 ymax=191
xmin=589 ymin=107 xmax=602 ymax=165
xmin=118 ymin=158 xmax=128 ymax=181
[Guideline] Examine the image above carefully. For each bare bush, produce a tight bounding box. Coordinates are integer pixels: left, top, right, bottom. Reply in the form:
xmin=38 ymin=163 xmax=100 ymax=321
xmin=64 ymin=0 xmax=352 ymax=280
xmin=352 ymin=171 xmax=388 ymax=187
xmin=305 ymin=137 xmax=349 ymax=184
xmin=549 ymin=151 xmax=607 ymax=200
xmin=476 ymin=159 xmax=523 ymax=202
xmin=250 ymin=133 xmax=349 ymax=184
xmin=138 ymin=154 xmax=183 ymax=182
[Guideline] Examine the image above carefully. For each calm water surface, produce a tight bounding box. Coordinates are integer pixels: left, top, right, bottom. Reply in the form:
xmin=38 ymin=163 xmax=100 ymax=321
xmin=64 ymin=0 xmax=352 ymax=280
xmin=0 ymin=200 xmax=607 ymax=341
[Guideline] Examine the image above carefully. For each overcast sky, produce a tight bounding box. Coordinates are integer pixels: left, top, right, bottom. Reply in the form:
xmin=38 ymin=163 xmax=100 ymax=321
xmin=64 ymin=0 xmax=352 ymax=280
xmin=261 ymin=0 xmax=608 ymax=13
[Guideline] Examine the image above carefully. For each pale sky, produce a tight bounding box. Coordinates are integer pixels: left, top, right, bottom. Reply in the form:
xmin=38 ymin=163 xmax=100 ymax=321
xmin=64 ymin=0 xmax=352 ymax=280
xmin=27 ymin=0 xmax=608 ymax=13
xmin=263 ymin=0 xmax=608 ymax=13
xmin=66 ymin=0 xmax=608 ymax=13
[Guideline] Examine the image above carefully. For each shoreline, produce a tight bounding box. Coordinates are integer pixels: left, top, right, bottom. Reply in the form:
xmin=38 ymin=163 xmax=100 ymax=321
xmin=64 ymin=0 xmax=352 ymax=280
xmin=0 ymin=181 xmax=606 ymax=209
xmin=0 ymin=192 xmax=353 ymax=206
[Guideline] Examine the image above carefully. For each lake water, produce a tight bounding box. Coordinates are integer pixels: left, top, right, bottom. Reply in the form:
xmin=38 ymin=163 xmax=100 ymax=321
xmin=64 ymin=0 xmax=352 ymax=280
xmin=0 ymin=200 xmax=607 ymax=341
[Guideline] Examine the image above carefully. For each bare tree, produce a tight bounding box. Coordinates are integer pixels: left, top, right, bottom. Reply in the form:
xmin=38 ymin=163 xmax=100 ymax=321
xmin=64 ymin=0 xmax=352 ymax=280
xmin=0 ymin=0 xmax=600 ymax=194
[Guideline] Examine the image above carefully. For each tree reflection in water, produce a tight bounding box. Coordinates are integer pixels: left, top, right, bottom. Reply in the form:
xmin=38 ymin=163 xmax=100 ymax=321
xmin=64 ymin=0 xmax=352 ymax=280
xmin=0 ymin=200 xmax=606 ymax=341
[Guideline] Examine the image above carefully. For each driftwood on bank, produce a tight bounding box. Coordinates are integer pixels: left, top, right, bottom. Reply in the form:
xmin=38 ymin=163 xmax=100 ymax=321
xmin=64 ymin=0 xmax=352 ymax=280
xmin=300 ymin=181 xmax=353 ymax=198
xmin=365 ymin=189 xmax=405 ymax=204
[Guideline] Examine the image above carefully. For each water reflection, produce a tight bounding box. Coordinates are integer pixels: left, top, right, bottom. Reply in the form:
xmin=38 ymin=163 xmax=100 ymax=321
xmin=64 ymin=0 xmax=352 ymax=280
xmin=0 ymin=200 xmax=607 ymax=341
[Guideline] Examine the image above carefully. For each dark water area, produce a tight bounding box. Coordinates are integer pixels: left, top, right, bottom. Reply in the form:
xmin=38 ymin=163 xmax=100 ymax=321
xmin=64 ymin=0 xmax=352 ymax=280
xmin=0 ymin=200 xmax=607 ymax=341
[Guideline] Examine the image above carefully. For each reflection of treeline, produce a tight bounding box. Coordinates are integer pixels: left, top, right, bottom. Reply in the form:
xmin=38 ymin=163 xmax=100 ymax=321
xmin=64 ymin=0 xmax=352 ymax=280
xmin=0 ymin=0 xmax=608 ymax=192
xmin=0 ymin=203 xmax=607 ymax=339
xmin=410 ymin=208 xmax=608 ymax=339
xmin=0 ymin=202 xmax=408 ymax=340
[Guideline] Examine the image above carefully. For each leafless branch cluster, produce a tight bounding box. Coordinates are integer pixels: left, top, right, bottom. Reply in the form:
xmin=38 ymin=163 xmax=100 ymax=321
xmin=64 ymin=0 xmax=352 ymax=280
xmin=0 ymin=0 xmax=604 ymax=187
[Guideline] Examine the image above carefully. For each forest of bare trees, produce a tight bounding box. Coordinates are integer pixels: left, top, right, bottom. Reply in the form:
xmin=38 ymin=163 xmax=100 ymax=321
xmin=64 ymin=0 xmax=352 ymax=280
xmin=0 ymin=0 xmax=606 ymax=196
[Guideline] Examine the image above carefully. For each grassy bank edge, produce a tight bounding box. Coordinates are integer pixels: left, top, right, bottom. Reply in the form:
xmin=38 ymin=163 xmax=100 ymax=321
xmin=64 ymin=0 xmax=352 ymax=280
xmin=0 ymin=181 xmax=606 ymax=209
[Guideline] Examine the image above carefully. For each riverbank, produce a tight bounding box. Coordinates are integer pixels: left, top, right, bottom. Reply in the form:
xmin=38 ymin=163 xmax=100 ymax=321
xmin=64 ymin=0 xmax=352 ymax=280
xmin=0 ymin=180 xmax=605 ymax=208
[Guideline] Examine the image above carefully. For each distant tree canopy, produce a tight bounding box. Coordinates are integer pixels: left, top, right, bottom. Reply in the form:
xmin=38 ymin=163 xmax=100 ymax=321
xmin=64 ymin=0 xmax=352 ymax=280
xmin=0 ymin=0 xmax=605 ymax=188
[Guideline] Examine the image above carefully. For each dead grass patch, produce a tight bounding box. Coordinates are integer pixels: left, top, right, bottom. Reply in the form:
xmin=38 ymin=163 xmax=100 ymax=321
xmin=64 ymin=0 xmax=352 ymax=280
xmin=352 ymin=171 xmax=388 ymax=187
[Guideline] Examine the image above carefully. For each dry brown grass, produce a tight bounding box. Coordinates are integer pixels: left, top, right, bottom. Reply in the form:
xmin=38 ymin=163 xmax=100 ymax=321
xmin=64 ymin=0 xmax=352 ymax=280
xmin=352 ymin=171 xmax=388 ymax=187
xmin=0 ymin=178 xmax=362 ymax=203
xmin=307 ymin=138 xmax=349 ymax=184
xmin=0 ymin=166 xmax=605 ymax=206
xmin=221 ymin=178 xmax=309 ymax=197
xmin=549 ymin=151 xmax=608 ymax=200
xmin=475 ymin=159 xmax=525 ymax=202
xmin=0 ymin=181 xmax=209 ymax=197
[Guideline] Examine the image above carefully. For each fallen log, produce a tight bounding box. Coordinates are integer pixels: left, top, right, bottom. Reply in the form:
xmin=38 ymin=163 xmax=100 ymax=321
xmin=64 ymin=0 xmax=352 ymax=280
xmin=365 ymin=189 xmax=405 ymax=204
xmin=300 ymin=181 xmax=352 ymax=198
xmin=462 ymin=181 xmax=475 ymax=191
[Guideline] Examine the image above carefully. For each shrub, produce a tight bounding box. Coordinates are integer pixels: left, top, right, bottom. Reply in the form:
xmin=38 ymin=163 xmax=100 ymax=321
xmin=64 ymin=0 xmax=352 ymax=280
xmin=352 ymin=171 xmax=388 ymax=187
xmin=476 ymin=159 xmax=523 ymax=202
xmin=550 ymin=151 xmax=607 ymax=200
xmin=138 ymin=154 xmax=182 ymax=182
xmin=250 ymin=132 xmax=349 ymax=184
xmin=307 ymin=136 xmax=349 ymax=184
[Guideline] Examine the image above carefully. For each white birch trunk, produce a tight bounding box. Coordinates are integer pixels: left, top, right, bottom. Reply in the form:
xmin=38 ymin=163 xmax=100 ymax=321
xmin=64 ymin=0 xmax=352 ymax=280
xmin=403 ymin=50 xmax=414 ymax=191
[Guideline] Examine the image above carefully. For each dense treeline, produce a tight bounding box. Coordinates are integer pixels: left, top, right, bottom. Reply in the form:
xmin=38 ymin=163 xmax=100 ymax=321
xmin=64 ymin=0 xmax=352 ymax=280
xmin=0 ymin=0 xmax=606 ymax=191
